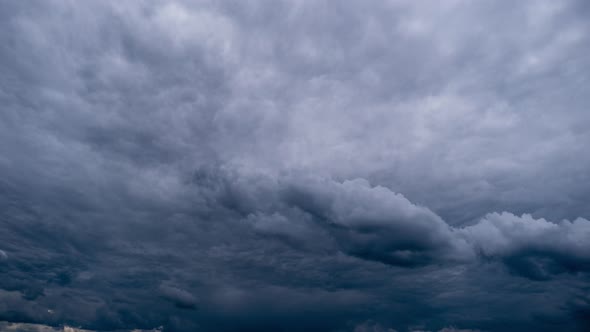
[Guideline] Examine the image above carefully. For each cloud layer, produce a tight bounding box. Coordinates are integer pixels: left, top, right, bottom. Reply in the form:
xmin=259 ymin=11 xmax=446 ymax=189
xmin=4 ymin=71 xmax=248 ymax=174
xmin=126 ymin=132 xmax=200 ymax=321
xmin=1 ymin=0 xmax=590 ymax=331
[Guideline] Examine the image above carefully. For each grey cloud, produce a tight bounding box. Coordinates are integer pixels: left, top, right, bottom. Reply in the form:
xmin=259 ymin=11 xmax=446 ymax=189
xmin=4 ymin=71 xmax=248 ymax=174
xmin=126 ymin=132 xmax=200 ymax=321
xmin=193 ymin=168 xmax=590 ymax=281
xmin=1 ymin=0 xmax=590 ymax=331
xmin=279 ymin=176 xmax=473 ymax=266
xmin=193 ymin=169 xmax=472 ymax=267
xmin=159 ymin=284 xmax=197 ymax=310
xmin=460 ymin=212 xmax=590 ymax=280
xmin=211 ymin=170 xmax=590 ymax=279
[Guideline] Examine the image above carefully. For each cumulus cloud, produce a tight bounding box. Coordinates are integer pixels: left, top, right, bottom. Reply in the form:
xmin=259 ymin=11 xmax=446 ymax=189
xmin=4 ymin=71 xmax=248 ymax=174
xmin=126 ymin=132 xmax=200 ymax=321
xmin=460 ymin=212 xmax=590 ymax=280
xmin=280 ymin=176 xmax=474 ymax=266
xmin=202 ymin=170 xmax=590 ymax=279
xmin=198 ymin=170 xmax=473 ymax=267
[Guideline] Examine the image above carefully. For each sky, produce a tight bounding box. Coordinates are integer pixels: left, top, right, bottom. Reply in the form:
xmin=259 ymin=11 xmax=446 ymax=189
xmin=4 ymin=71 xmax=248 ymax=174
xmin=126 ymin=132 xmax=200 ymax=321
xmin=1 ymin=0 xmax=590 ymax=331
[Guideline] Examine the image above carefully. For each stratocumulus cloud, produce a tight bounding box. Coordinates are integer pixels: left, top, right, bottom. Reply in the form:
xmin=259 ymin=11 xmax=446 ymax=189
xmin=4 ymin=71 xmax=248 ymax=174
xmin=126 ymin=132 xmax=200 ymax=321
xmin=1 ymin=1 xmax=590 ymax=331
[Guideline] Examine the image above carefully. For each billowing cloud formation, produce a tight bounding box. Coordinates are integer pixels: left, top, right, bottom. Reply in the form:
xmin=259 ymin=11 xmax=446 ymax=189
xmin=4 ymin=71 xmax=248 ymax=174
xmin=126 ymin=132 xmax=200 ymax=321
xmin=461 ymin=212 xmax=590 ymax=280
xmin=280 ymin=177 xmax=469 ymax=266
xmin=1 ymin=0 xmax=590 ymax=331
xmin=197 ymin=169 xmax=590 ymax=278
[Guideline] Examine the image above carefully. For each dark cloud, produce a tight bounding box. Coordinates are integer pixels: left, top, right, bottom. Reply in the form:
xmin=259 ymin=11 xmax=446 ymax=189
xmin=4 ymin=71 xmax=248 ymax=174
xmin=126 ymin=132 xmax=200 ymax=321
xmin=1 ymin=0 xmax=590 ymax=331
xmin=279 ymin=176 xmax=472 ymax=267
xmin=159 ymin=284 xmax=197 ymax=310
xmin=460 ymin=212 xmax=590 ymax=280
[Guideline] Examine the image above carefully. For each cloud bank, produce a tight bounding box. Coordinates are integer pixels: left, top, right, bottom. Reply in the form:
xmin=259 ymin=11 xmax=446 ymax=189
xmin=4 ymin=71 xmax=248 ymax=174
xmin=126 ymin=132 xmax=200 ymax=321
xmin=1 ymin=0 xmax=590 ymax=331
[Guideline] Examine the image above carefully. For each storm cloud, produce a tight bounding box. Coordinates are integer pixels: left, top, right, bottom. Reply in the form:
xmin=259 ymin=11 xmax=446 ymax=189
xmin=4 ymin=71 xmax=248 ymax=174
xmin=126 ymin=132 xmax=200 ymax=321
xmin=1 ymin=0 xmax=590 ymax=331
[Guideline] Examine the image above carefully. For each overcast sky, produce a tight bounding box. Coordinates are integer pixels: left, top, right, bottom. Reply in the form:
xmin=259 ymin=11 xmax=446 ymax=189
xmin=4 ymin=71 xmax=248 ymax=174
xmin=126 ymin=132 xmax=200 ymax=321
xmin=1 ymin=1 xmax=590 ymax=331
